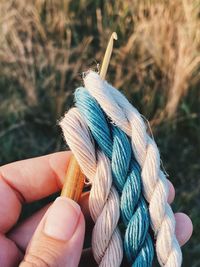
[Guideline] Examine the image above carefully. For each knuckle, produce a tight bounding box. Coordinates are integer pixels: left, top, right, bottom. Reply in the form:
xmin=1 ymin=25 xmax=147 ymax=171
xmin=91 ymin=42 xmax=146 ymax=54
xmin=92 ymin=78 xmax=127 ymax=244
xmin=19 ymin=236 xmax=61 ymax=267
xmin=21 ymin=253 xmax=50 ymax=267
xmin=21 ymin=252 xmax=59 ymax=267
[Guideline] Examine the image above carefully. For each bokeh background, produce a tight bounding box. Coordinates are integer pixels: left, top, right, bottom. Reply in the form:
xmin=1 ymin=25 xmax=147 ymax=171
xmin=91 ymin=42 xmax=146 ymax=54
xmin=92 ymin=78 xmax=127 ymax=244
xmin=0 ymin=0 xmax=199 ymax=266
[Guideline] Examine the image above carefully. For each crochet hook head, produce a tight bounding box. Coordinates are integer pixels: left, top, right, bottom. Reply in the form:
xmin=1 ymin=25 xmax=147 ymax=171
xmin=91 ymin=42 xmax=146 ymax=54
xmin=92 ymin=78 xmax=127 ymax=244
xmin=61 ymin=32 xmax=117 ymax=202
xmin=100 ymin=32 xmax=118 ymax=79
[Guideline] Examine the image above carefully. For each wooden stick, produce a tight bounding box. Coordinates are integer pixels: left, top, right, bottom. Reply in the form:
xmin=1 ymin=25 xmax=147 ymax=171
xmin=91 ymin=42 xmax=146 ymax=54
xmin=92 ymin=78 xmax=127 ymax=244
xmin=61 ymin=32 xmax=117 ymax=202
xmin=100 ymin=32 xmax=118 ymax=79
xmin=61 ymin=155 xmax=85 ymax=202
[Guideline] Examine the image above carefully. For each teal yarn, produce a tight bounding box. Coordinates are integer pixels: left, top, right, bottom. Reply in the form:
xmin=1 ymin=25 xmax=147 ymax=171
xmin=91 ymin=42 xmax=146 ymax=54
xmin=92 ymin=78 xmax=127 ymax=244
xmin=75 ymin=87 xmax=154 ymax=266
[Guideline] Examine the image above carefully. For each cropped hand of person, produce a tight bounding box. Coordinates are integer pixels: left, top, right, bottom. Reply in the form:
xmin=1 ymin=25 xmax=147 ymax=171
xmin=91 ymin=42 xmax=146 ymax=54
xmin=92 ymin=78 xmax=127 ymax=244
xmin=0 ymin=152 xmax=193 ymax=267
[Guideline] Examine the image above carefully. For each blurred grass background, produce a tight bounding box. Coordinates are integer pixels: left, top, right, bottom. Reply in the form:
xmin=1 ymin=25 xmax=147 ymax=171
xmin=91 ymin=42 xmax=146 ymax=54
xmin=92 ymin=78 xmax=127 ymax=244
xmin=0 ymin=0 xmax=199 ymax=266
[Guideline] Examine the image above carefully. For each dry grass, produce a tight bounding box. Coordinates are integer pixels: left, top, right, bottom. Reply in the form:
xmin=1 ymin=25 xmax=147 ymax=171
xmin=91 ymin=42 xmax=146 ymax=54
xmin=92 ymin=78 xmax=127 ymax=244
xmin=0 ymin=0 xmax=199 ymax=121
xmin=107 ymin=0 xmax=200 ymax=123
xmin=0 ymin=0 xmax=92 ymax=116
xmin=133 ymin=0 xmax=200 ymax=121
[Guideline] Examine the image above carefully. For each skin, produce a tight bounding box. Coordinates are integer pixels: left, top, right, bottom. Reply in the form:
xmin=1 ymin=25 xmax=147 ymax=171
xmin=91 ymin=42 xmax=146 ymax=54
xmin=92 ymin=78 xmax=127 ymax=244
xmin=0 ymin=152 xmax=193 ymax=267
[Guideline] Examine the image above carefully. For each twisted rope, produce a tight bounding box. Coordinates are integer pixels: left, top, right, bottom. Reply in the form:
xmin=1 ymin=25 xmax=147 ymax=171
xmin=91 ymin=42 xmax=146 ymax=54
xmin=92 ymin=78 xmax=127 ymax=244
xmin=83 ymin=71 xmax=182 ymax=267
xmin=60 ymin=108 xmax=123 ymax=267
xmin=75 ymin=87 xmax=154 ymax=266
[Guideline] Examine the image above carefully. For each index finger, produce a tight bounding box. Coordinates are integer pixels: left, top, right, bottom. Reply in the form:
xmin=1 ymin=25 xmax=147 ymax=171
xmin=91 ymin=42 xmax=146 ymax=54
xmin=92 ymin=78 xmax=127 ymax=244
xmin=0 ymin=151 xmax=71 ymax=233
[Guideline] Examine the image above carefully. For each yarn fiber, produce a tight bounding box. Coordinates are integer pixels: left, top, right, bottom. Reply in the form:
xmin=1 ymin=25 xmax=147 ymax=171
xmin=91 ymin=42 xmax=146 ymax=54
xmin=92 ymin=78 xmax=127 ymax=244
xmin=60 ymin=108 xmax=123 ymax=267
xmin=75 ymin=87 xmax=154 ymax=266
xmin=83 ymin=71 xmax=182 ymax=267
xmin=60 ymin=70 xmax=182 ymax=267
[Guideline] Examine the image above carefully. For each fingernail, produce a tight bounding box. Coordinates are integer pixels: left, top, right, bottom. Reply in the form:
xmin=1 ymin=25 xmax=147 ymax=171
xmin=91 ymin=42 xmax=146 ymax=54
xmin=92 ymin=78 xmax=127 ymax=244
xmin=44 ymin=197 xmax=81 ymax=241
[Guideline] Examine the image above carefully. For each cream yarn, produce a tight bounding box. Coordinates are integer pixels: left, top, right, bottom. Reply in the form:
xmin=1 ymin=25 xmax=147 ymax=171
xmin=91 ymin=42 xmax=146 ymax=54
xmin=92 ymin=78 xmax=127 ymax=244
xmin=60 ymin=108 xmax=123 ymax=267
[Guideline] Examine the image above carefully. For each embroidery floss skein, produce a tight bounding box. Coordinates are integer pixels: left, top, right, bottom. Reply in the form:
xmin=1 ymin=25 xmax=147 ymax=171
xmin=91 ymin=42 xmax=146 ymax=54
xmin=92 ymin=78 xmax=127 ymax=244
xmin=74 ymin=87 xmax=154 ymax=266
xmin=83 ymin=71 xmax=182 ymax=267
xmin=60 ymin=108 xmax=123 ymax=267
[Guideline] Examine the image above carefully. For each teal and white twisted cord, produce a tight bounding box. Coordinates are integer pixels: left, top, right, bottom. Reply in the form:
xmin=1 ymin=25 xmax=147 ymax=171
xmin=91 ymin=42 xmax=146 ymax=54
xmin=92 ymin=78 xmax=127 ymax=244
xmin=74 ymin=87 xmax=154 ymax=266
xmin=84 ymin=71 xmax=182 ymax=266
xmin=60 ymin=71 xmax=182 ymax=267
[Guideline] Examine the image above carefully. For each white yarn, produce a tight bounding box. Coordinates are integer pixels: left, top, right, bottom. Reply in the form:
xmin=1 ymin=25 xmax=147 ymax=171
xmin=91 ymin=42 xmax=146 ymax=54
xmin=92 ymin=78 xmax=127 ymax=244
xmin=83 ymin=71 xmax=182 ymax=267
xmin=60 ymin=108 xmax=123 ymax=267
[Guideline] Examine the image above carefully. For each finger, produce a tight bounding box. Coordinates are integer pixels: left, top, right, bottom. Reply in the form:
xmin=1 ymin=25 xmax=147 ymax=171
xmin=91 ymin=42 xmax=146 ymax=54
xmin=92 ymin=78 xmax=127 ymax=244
xmin=0 ymin=234 xmax=23 ymax=267
xmin=167 ymin=179 xmax=175 ymax=204
xmin=8 ymin=192 xmax=93 ymax=252
xmin=19 ymin=197 xmax=85 ymax=267
xmin=0 ymin=151 xmax=175 ymax=234
xmin=0 ymin=151 xmax=71 ymax=202
xmin=175 ymin=212 xmax=193 ymax=246
xmin=8 ymin=205 xmax=50 ymax=252
xmin=10 ymin=201 xmax=193 ymax=263
xmin=0 ymin=151 xmax=71 ymax=233
xmin=9 ymin=181 xmax=177 ymax=253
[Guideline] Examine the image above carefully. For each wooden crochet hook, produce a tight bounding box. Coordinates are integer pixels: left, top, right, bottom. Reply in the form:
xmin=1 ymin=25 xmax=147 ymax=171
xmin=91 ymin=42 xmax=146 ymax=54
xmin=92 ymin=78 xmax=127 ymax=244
xmin=61 ymin=32 xmax=118 ymax=202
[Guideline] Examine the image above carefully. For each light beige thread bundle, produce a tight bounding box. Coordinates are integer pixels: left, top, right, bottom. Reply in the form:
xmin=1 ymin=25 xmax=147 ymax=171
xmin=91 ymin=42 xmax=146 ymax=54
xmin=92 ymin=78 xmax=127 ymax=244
xmin=60 ymin=108 xmax=123 ymax=267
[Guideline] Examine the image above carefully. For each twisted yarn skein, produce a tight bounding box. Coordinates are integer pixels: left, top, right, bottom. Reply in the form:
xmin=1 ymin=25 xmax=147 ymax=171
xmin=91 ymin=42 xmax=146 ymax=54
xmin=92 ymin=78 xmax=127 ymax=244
xmin=83 ymin=71 xmax=182 ymax=267
xmin=60 ymin=108 xmax=123 ymax=267
xmin=75 ymin=87 xmax=154 ymax=266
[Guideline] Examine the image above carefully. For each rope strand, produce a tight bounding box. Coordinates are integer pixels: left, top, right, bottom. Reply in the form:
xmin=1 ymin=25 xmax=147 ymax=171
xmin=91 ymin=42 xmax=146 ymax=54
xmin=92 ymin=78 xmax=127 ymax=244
xmin=60 ymin=108 xmax=123 ymax=267
xmin=83 ymin=71 xmax=182 ymax=267
xmin=75 ymin=87 xmax=154 ymax=266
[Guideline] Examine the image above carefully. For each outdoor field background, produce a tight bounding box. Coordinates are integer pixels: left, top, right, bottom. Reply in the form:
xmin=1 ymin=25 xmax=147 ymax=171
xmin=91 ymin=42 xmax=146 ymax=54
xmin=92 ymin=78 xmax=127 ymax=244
xmin=0 ymin=1 xmax=199 ymax=266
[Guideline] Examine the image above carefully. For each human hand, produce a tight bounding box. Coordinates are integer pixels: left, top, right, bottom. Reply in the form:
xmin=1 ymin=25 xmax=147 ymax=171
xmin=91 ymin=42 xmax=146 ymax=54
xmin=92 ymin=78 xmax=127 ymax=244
xmin=0 ymin=152 xmax=193 ymax=267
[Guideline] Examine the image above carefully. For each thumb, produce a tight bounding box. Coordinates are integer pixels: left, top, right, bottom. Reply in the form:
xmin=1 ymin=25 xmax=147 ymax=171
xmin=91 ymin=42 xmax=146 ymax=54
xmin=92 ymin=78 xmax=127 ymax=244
xmin=19 ymin=197 xmax=85 ymax=267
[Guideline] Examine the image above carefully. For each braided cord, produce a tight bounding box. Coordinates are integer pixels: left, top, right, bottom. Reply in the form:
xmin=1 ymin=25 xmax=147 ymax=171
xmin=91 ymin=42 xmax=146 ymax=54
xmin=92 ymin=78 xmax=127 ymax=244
xmin=83 ymin=71 xmax=182 ymax=267
xmin=60 ymin=108 xmax=123 ymax=267
xmin=75 ymin=87 xmax=154 ymax=266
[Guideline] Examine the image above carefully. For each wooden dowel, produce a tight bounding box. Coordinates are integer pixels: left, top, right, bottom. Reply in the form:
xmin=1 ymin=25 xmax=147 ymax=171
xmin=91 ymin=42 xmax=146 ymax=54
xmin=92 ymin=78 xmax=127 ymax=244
xmin=61 ymin=155 xmax=85 ymax=202
xmin=61 ymin=32 xmax=117 ymax=202
xmin=100 ymin=32 xmax=117 ymax=79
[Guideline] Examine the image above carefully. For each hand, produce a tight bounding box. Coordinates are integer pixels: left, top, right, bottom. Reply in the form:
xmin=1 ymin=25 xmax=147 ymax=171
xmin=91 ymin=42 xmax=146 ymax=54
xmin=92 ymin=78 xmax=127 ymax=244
xmin=0 ymin=152 xmax=193 ymax=267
